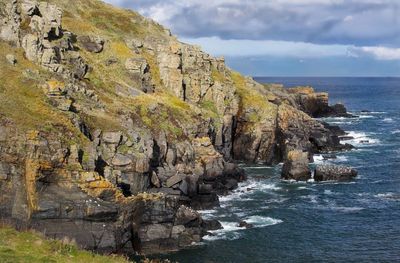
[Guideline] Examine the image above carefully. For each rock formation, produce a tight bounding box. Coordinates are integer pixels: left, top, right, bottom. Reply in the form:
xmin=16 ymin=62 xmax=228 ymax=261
xmin=314 ymin=165 xmax=358 ymax=181
xmin=0 ymin=0 xmax=354 ymax=255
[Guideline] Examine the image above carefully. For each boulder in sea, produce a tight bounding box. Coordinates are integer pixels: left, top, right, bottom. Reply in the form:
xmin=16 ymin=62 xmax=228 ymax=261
xmin=339 ymin=136 xmax=355 ymax=141
xmin=202 ymin=219 xmax=223 ymax=231
xmin=238 ymin=221 xmax=254 ymax=229
xmin=314 ymin=165 xmax=358 ymax=182
xmin=322 ymin=154 xmax=337 ymax=160
xmin=281 ymin=150 xmax=311 ymax=181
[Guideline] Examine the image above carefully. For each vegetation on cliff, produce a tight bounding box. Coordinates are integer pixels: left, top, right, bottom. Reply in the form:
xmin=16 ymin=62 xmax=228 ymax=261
xmin=0 ymin=0 xmax=351 ymax=257
xmin=0 ymin=226 xmax=131 ymax=263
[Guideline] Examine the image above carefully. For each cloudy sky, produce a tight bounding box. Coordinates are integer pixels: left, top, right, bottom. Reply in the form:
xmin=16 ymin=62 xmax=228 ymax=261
xmin=104 ymin=0 xmax=400 ymax=76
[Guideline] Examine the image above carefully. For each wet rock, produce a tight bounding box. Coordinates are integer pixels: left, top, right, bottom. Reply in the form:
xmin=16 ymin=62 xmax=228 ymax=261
xmin=281 ymin=150 xmax=311 ymax=181
xmin=198 ymin=183 xmax=213 ymax=195
xmin=202 ymin=219 xmax=222 ymax=231
xmin=339 ymin=136 xmax=355 ymax=141
xmin=314 ymin=165 xmax=358 ymax=181
xmin=238 ymin=221 xmax=253 ymax=229
xmin=322 ymin=154 xmax=337 ymax=160
xmin=224 ymin=178 xmax=238 ymax=190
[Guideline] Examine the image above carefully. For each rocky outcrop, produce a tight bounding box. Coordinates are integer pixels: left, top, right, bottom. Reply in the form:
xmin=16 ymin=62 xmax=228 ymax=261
xmin=0 ymin=0 xmax=354 ymax=256
xmin=1 ymin=0 xmax=88 ymax=78
xmin=281 ymin=150 xmax=311 ymax=181
xmin=288 ymin=86 xmax=352 ymax=118
xmin=314 ymin=165 xmax=358 ymax=181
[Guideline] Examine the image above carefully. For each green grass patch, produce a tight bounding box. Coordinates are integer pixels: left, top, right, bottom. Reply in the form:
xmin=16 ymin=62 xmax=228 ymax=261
xmin=0 ymin=226 xmax=131 ymax=263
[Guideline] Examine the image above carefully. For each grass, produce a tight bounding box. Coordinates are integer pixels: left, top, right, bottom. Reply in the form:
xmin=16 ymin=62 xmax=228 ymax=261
xmin=231 ymin=71 xmax=277 ymax=124
xmin=128 ymin=92 xmax=198 ymax=139
xmin=0 ymin=43 xmax=85 ymax=143
xmin=0 ymin=226 xmax=132 ymax=263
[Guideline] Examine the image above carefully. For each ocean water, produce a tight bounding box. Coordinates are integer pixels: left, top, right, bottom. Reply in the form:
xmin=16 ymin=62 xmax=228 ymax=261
xmin=160 ymin=77 xmax=400 ymax=263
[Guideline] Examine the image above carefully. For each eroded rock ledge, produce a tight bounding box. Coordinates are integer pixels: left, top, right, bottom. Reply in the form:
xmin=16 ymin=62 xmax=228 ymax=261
xmin=0 ymin=0 xmax=354 ymax=255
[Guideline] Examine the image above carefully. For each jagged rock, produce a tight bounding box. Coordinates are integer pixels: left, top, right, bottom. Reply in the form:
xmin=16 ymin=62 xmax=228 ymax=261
xmin=0 ymin=0 xmax=355 ymax=257
xmin=281 ymin=150 xmax=311 ymax=181
xmin=112 ymin=154 xmax=132 ymax=166
xmin=166 ymin=174 xmax=182 ymax=188
xmin=314 ymin=165 xmax=358 ymax=181
xmin=5 ymin=54 xmax=16 ymax=65
xmin=150 ymin=171 xmax=161 ymax=188
xmin=78 ymin=35 xmax=104 ymax=53
xmin=175 ymin=205 xmax=201 ymax=226
xmin=102 ymin=132 xmax=122 ymax=144
xmin=288 ymin=87 xmax=352 ymax=118
xmin=0 ymin=0 xmax=20 ymax=44
xmin=21 ymin=1 xmax=39 ymax=16
xmin=125 ymin=58 xmax=148 ymax=75
xmin=178 ymin=179 xmax=189 ymax=195
xmin=202 ymin=219 xmax=222 ymax=231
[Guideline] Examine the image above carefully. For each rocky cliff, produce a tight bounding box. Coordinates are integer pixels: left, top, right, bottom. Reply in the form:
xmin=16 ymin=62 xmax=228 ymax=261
xmin=0 ymin=0 xmax=351 ymax=255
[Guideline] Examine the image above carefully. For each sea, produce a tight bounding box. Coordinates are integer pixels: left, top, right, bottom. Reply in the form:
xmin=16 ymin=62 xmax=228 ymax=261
xmin=158 ymin=77 xmax=400 ymax=263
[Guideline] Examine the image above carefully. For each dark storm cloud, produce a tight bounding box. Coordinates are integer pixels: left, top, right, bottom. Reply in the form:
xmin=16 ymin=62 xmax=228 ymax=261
xmin=105 ymin=0 xmax=400 ymax=46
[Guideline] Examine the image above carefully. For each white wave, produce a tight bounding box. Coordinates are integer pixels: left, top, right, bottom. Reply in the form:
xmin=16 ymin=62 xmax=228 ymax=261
xmin=297 ymin=186 xmax=308 ymax=190
xmin=199 ymin=209 xmax=218 ymax=219
xmin=331 ymin=206 xmax=364 ymax=212
xmin=342 ymin=131 xmax=380 ymax=146
xmin=374 ymin=193 xmax=394 ymax=198
xmin=203 ymin=229 xmax=242 ymax=241
xmin=221 ymin=181 xmax=282 ymax=201
xmin=330 ymin=121 xmax=355 ymax=125
xmin=203 ymin=215 xmax=283 ymax=241
xmin=391 ymin=130 xmax=400 ymax=134
xmin=244 ymin=215 xmax=283 ymax=227
xmin=264 ymin=197 xmax=290 ymax=204
xmin=324 ymin=190 xmax=333 ymax=195
xmin=369 ymin=111 xmax=386 ymax=114
xmin=359 ymin=115 xmax=374 ymax=119
xmin=203 ymin=221 xmax=247 ymax=241
xmin=313 ymin=155 xmax=325 ymax=164
xmin=374 ymin=192 xmax=400 ymax=200
xmin=383 ymin=118 xmax=394 ymax=123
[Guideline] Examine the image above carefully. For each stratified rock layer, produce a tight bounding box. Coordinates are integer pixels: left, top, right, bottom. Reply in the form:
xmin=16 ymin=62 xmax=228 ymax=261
xmin=0 ymin=0 xmax=353 ymax=255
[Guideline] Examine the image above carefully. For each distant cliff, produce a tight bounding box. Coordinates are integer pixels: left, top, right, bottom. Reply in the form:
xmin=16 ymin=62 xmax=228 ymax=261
xmin=0 ymin=0 xmax=351 ymax=255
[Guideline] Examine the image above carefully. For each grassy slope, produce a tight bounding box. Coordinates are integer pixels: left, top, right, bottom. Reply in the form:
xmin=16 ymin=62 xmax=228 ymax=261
xmin=1 ymin=0 xmax=280 ymax=139
xmin=0 ymin=226 xmax=131 ymax=263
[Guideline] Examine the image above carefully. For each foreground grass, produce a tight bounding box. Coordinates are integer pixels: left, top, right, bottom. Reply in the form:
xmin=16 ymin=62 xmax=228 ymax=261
xmin=0 ymin=226 xmax=131 ymax=263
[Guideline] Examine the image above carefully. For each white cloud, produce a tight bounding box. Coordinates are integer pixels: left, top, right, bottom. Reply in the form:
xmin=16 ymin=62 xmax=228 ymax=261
xmin=349 ymin=46 xmax=400 ymax=60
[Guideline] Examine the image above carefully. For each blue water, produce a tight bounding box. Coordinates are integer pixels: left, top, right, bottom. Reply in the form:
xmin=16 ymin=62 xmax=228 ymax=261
xmin=163 ymin=77 xmax=400 ymax=263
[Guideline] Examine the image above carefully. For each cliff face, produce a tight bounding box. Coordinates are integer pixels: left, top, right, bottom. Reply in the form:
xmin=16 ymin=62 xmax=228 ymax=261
xmin=0 ymin=0 xmax=350 ymax=255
